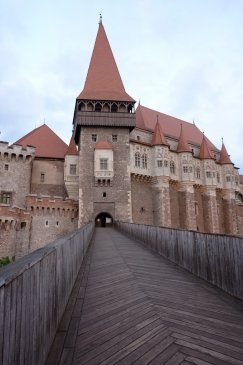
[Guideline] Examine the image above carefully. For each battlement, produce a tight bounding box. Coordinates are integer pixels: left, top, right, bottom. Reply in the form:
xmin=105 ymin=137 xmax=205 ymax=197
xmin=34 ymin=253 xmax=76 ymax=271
xmin=26 ymin=194 xmax=78 ymax=218
xmin=0 ymin=206 xmax=30 ymax=230
xmin=0 ymin=141 xmax=35 ymax=161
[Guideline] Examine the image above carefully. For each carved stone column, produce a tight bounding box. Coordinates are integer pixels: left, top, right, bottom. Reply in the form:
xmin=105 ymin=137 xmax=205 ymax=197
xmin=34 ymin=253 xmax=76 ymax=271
xmin=178 ymin=182 xmax=197 ymax=231
xmin=152 ymin=176 xmax=171 ymax=227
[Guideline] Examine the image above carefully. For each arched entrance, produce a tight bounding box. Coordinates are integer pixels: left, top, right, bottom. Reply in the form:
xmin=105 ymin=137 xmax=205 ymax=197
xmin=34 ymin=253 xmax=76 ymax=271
xmin=95 ymin=212 xmax=113 ymax=227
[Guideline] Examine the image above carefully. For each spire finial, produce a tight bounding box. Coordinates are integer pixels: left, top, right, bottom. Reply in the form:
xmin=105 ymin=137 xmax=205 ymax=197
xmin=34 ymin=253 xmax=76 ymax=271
xmin=99 ymin=13 xmax=102 ymax=24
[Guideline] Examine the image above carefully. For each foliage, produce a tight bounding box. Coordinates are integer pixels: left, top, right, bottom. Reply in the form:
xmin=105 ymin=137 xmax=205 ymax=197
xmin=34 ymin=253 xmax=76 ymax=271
xmin=0 ymin=256 xmax=15 ymax=268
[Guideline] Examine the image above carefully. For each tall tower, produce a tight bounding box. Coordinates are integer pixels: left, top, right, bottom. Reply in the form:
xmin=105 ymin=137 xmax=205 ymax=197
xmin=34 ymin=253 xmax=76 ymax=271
xmin=73 ymin=20 xmax=136 ymax=226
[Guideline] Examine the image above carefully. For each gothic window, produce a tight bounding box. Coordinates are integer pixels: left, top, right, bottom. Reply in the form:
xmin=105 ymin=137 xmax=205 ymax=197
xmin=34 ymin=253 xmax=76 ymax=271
xmin=100 ymin=158 xmax=108 ymax=170
xmin=70 ymin=164 xmax=77 ymax=175
xmin=196 ymin=168 xmax=200 ymax=179
xmin=170 ymin=161 xmax=175 ymax=174
xmin=135 ymin=152 xmax=140 ymax=167
xmin=206 ymin=171 xmax=211 ymax=178
xmin=189 ymin=166 xmax=193 ymax=173
xmin=157 ymin=160 xmax=163 ymax=168
xmin=0 ymin=192 xmax=12 ymax=205
xmin=142 ymin=154 xmax=147 ymax=169
xmin=95 ymin=102 xmax=102 ymax=112
xmin=164 ymin=160 xmax=168 ymax=167
xmin=92 ymin=134 xmax=97 ymax=142
xmin=78 ymin=102 xmax=85 ymax=111
xmin=183 ymin=166 xmax=188 ymax=173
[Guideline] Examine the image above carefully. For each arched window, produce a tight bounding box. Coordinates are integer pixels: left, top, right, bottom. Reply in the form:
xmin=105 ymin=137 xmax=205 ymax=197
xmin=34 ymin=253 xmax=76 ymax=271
xmin=135 ymin=152 xmax=140 ymax=167
xmin=111 ymin=103 xmax=118 ymax=112
xmin=196 ymin=168 xmax=201 ymax=179
xmin=170 ymin=161 xmax=175 ymax=174
xmin=142 ymin=154 xmax=147 ymax=169
xmin=95 ymin=102 xmax=102 ymax=112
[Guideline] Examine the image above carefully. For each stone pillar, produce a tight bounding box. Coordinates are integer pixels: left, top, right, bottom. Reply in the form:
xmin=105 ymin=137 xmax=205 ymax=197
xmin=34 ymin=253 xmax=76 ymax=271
xmin=202 ymin=187 xmax=220 ymax=233
xmin=152 ymin=177 xmax=171 ymax=227
xmin=178 ymin=182 xmax=197 ymax=231
xmin=222 ymin=189 xmax=238 ymax=234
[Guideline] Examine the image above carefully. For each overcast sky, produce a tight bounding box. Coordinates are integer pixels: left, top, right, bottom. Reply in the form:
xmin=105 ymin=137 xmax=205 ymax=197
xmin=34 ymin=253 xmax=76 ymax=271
xmin=1 ymin=0 xmax=243 ymax=172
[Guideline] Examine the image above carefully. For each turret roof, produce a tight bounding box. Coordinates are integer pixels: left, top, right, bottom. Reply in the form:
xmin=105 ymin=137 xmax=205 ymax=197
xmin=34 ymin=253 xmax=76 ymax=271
xmin=15 ymin=124 xmax=68 ymax=159
xmin=177 ymin=123 xmax=191 ymax=153
xmin=66 ymin=136 xmax=78 ymax=156
xmin=151 ymin=120 xmax=168 ymax=146
xmin=199 ymin=134 xmax=214 ymax=159
xmin=219 ymin=141 xmax=232 ymax=164
xmin=77 ymin=23 xmax=135 ymax=102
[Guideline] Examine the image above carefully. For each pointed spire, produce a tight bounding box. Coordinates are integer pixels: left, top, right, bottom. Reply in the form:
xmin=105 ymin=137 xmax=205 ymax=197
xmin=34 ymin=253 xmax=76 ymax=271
xmin=177 ymin=123 xmax=191 ymax=153
xmin=219 ymin=139 xmax=232 ymax=164
xmin=65 ymin=135 xmax=78 ymax=156
xmin=199 ymin=134 xmax=213 ymax=159
xmin=77 ymin=23 xmax=134 ymax=102
xmin=151 ymin=117 xmax=168 ymax=146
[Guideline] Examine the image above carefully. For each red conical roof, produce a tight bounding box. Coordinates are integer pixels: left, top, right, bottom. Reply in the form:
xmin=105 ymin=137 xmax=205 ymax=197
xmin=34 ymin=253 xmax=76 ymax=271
xmin=199 ymin=134 xmax=213 ymax=159
xmin=77 ymin=23 xmax=134 ymax=102
xmin=219 ymin=142 xmax=232 ymax=164
xmin=66 ymin=136 xmax=78 ymax=156
xmin=151 ymin=120 xmax=168 ymax=146
xmin=15 ymin=124 xmax=68 ymax=159
xmin=177 ymin=124 xmax=191 ymax=153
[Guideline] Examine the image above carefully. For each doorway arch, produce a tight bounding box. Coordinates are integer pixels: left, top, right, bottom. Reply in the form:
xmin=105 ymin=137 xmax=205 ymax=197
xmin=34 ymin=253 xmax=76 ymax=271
xmin=95 ymin=212 xmax=113 ymax=227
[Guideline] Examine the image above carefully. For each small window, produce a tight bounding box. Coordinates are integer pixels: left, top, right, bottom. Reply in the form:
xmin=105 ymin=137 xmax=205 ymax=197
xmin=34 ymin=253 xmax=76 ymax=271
xmin=217 ymin=173 xmax=220 ymax=183
xmin=226 ymin=175 xmax=230 ymax=182
xmin=103 ymin=192 xmax=106 ymax=197
xmin=194 ymin=202 xmax=199 ymax=216
xmin=164 ymin=160 xmax=168 ymax=167
xmin=40 ymin=173 xmax=45 ymax=183
xmin=92 ymin=134 xmax=97 ymax=142
xmin=70 ymin=164 xmax=76 ymax=175
xmin=21 ymin=222 xmax=26 ymax=229
xmin=136 ymin=136 xmax=140 ymax=141
xmin=56 ymin=221 xmax=59 ymax=227
xmin=142 ymin=154 xmax=147 ymax=169
xmin=112 ymin=135 xmax=118 ymax=142
xmin=45 ymin=220 xmax=49 ymax=227
xmin=183 ymin=166 xmax=188 ymax=173
xmin=189 ymin=166 xmax=193 ymax=173
xmin=0 ymin=192 xmax=12 ymax=205
xmin=157 ymin=160 xmax=163 ymax=168
xmin=196 ymin=168 xmax=200 ymax=179
xmin=4 ymin=164 xmax=9 ymax=171
xmin=206 ymin=171 xmax=211 ymax=178
xmin=170 ymin=161 xmax=175 ymax=174
xmin=100 ymin=158 xmax=108 ymax=170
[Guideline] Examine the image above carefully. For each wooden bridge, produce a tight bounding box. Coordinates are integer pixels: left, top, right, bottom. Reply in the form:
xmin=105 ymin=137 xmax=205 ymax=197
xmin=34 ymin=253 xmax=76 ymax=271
xmin=46 ymin=228 xmax=243 ymax=365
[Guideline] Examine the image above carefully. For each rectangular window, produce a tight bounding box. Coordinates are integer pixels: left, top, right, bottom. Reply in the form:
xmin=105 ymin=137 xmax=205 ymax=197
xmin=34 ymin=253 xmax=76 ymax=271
xmin=226 ymin=175 xmax=230 ymax=182
xmin=45 ymin=220 xmax=49 ymax=227
xmin=194 ymin=202 xmax=199 ymax=216
xmin=164 ymin=160 xmax=168 ymax=167
xmin=112 ymin=135 xmax=118 ymax=142
xmin=69 ymin=164 xmax=77 ymax=175
xmin=157 ymin=160 xmax=163 ymax=167
xmin=92 ymin=134 xmax=97 ymax=142
xmin=4 ymin=164 xmax=9 ymax=171
xmin=100 ymin=158 xmax=108 ymax=170
xmin=183 ymin=166 xmax=188 ymax=173
xmin=0 ymin=192 xmax=12 ymax=205
xmin=40 ymin=173 xmax=45 ymax=182
xmin=206 ymin=171 xmax=211 ymax=178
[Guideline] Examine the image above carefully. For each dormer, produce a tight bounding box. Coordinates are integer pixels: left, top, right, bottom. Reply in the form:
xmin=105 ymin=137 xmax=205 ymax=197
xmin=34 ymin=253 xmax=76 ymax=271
xmin=94 ymin=140 xmax=114 ymax=186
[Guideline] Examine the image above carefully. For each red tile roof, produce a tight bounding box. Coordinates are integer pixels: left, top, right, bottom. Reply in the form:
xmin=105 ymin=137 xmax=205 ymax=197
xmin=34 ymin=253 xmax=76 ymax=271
xmin=151 ymin=120 xmax=168 ymax=146
xmin=66 ymin=136 xmax=78 ymax=156
xmin=177 ymin=124 xmax=191 ymax=153
xmin=77 ymin=23 xmax=135 ymax=102
xmin=199 ymin=134 xmax=214 ymax=159
xmin=95 ymin=140 xmax=113 ymax=149
xmin=219 ymin=142 xmax=232 ymax=164
xmin=136 ymin=105 xmax=218 ymax=151
xmin=15 ymin=124 xmax=68 ymax=159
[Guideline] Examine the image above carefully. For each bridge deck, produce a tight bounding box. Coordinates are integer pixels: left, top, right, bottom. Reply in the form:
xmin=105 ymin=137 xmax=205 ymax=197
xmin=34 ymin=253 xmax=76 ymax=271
xmin=47 ymin=228 xmax=243 ymax=365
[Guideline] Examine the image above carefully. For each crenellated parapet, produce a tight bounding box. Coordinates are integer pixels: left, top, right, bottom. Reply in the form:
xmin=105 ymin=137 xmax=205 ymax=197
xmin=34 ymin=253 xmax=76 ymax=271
xmin=0 ymin=142 xmax=35 ymax=162
xmin=26 ymin=194 xmax=78 ymax=218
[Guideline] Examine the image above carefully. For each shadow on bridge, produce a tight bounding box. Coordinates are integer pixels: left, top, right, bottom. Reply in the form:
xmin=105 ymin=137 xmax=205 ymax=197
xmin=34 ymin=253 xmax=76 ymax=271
xmin=47 ymin=227 xmax=243 ymax=365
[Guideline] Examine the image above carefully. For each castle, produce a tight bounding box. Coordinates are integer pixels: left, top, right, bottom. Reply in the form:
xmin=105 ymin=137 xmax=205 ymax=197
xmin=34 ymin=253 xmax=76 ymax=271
xmin=1 ymin=21 xmax=243 ymax=259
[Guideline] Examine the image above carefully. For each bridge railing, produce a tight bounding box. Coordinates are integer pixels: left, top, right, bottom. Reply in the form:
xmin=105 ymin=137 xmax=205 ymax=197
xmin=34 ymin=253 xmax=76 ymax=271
xmin=0 ymin=222 xmax=94 ymax=365
xmin=115 ymin=222 xmax=243 ymax=301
